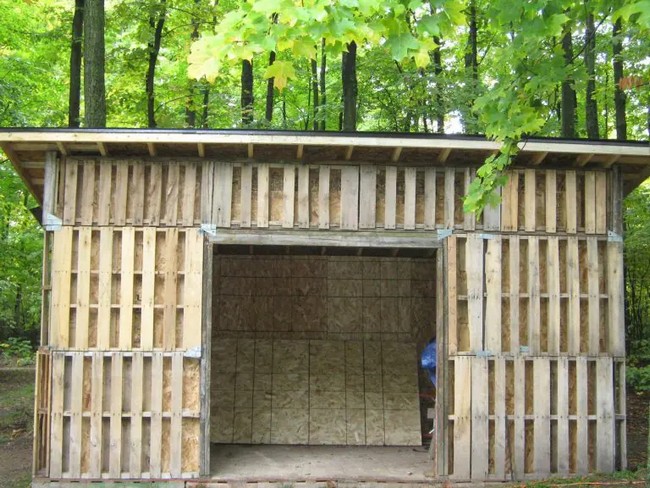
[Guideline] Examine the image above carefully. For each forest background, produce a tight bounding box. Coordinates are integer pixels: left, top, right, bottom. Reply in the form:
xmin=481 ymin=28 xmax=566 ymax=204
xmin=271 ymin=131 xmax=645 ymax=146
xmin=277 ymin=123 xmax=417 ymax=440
xmin=0 ymin=0 xmax=648 ymax=390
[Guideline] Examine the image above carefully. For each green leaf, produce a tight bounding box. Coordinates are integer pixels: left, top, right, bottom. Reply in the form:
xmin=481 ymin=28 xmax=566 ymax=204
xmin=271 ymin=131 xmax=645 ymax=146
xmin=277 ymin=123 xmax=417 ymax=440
xmin=264 ymin=60 xmax=296 ymax=91
xmin=385 ymin=32 xmax=419 ymax=61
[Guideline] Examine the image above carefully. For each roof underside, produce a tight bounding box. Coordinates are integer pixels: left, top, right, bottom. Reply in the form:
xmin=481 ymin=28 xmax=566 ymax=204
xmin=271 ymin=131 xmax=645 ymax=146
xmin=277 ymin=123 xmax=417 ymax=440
xmin=1 ymin=129 xmax=648 ymax=205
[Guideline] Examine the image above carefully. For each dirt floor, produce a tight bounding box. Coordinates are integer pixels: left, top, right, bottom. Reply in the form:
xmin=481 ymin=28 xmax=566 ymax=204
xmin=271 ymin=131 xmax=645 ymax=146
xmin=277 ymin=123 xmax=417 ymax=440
xmin=626 ymin=389 xmax=649 ymax=471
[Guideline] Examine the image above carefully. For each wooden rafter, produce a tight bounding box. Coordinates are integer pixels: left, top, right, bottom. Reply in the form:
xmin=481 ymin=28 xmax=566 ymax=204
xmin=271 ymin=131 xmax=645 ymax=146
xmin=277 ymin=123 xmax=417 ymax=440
xmin=437 ymin=147 xmax=452 ymax=164
xmin=147 ymin=142 xmax=157 ymax=157
xmin=391 ymin=147 xmax=403 ymax=163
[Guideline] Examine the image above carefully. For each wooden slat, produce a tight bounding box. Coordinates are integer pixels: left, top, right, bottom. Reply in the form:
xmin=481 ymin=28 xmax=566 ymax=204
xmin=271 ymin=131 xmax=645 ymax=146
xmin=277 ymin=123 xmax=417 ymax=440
xmin=256 ymin=163 xmax=269 ymax=228
xmin=545 ymin=170 xmax=557 ymax=233
xmin=80 ymin=162 xmax=96 ymax=225
xmin=444 ymin=169 xmax=455 ymax=229
xmin=148 ymin=164 xmax=162 ymax=226
xmin=109 ymin=353 xmax=123 ymax=478
xmin=141 ymin=228 xmax=156 ymax=349
xmin=463 ymin=169 xmax=476 ymax=231
xmin=453 ymin=356 xmax=471 ymax=479
xmin=512 ymin=357 xmax=525 ymax=480
xmin=424 ymin=168 xmax=436 ymax=230
xmin=169 ymin=354 xmax=184 ymax=477
xmin=482 ymin=188 xmax=501 ymax=231
xmin=150 ymin=353 xmax=164 ymax=477
xmin=533 ymin=358 xmax=550 ymax=475
xmin=97 ymin=228 xmax=113 ymax=348
xmin=596 ymin=358 xmax=615 ymax=472
xmin=509 ymin=236 xmax=520 ymax=352
xmin=565 ymin=171 xmax=577 ymax=233
xmin=501 ymin=171 xmax=518 ymax=232
xmin=213 ymin=163 xmax=233 ymax=227
xmin=97 ymin=161 xmax=112 ymax=225
xmin=184 ymin=230 xmax=204 ymax=349
xmin=164 ymin=162 xmax=180 ymax=226
xmin=182 ymin=163 xmax=197 ymax=226
xmin=447 ymin=236 xmax=458 ymax=355
xmin=471 ymin=357 xmax=488 ymax=479
xmin=119 ymin=228 xmax=135 ymax=349
xmin=528 ymin=237 xmax=541 ymax=354
xmin=62 ymin=160 xmax=78 ymax=225
xmin=595 ymin=172 xmax=607 ymax=234
xmin=466 ymin=235 xmax=484 ymax=352
xmin=131 ymin=163 xmax=145 ymax=226
xmin=359 ymin=165 xmax=377 ymax=229
xmin=556 ymin=357 xmax=570 ymax=474
xmin=617 ymin=361 xmax=627 ymax=470
xmin=546 ymin=237 xmax=561 ymax=354
xmin=200 ymin=162 xmax=214 ymax=224
xmin=68 ymin=354 xmax=83 ymax=477
xmin=163 ymin=229 xmax=178 ymax=350
xmin=341 ymin=166 xmax=360 ymax=230
xmin=297 ymin=164 xmax=310 ymax=229
xmin=52 ymin=227 xmax=73 ymax=348
xmin=566 ymin=237 xmax=581 ymax=354
xmin=575 ymin=357 xmax=589 ymax=474
xmin=404 ymin=167 xmax=417 ymax=230
xmin=282 ymin=165 xmax=295 ymax=229
xmin=493 ymin=358 xmax=507 ymax=479
xmin=607 ymin=242 xmax=625 ymax=356
xmin=587 ymin=238 xmax=600 ymax=355
xmin=130 ymin=352 xmax=143 ymax=477
xmin=318 ymin=166 xmax=330 ymax=229
xmin=485 ymin=237 xmax=502 ymax=352
xmin=113 ymin=162 xmax=129 ymax=226
xmin=524 ymin=169 xmax=536 ymax=232
xmin=384 ymin=166 xmax=397 ymax=230
xmin=89 ymin=352 xmax=103 ymax=477
xmin=42 ymin=152 xmax=59 ymax=225
xmin=240 ymin=163 xmax=253 ymax=228
xmin=75 ymin=228 xmax=92 ymax=349
xmin=49 ymin=354 xmax=65 ymax=478
xmin=584 ymin=172 xmax=596 ymax=234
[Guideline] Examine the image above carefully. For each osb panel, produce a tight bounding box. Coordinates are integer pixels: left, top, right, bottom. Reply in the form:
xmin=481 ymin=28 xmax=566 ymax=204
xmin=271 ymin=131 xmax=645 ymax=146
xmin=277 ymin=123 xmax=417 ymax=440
xmin=211 ymin=339 xmax=421 ymax=446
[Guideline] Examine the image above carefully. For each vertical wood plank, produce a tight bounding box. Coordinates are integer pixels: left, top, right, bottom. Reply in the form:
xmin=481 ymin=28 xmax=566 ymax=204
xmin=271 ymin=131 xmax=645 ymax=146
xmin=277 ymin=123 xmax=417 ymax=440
xmin=169 ymin=353 xmax=184 ymax=477
xmin=130 ymin=352 xmax=143 ymax=477
xmin=466 ymin=235 xmax=485 ymax=352
xmin=97 ymin=228 xmax=113 ymax=349
xmin=513 ymin=357 xmax=526 ymax=480
xmin=384 ymin=166 xmax=397 ymax=230
xmin=119 ymin=228 xmax=135 ymax=349
xmin=163 ymin=229 xmax=178 ymax=350
xmin=533 ymin=358 xmax=550 ymax=475
xmin=453 ymin=356 xmax=471 ymax=479
xmin=404 ymin=167 xmax=417 ymax=230
xmin=49 ymin=353 xmax=65 ymax=478
xmin=318 ymin=166 xmax=330 ymax=229
xmin=444 ymin=168 xmax=455 ymax=229
xmin=596 ymin=358 xmax=615 ymax=472
xmin=447 ymin=236 xmax=458 ymax=355
xmin=485 ymin=236 xmax=502 ymax=352
xmin=52 ymin=227 xmax=73 ymax=348
xmin=607 ymin=242 xmax=625 ymax=356
xmin=296 ymin=164 xmax=310 ymax=229
xmin=359 ymin=165 xmax=377 ymax=229
xmin=97 ymin=161 xmax=112 ymax=226
xmin=587 ymin=238 xmax=600 ymax=355
xmin=213 ymin=163 xmax=233 ymax=227
xmin=150 ymin=353 xmax=163 ymax=478
xmin=547 ymin=237 xmax=561 ymax=354
xmin=545 ymin=170 xmax=557 ymax=233
xmin=89 ymin=352 xmax=103 ymax=477
xmin=75 ymin=228 xmax=92 ymax=349
xmin=584 ymin=172 xmax=596 ymax=234
xmin=471 ymin=358 xmax=489 ymax=479
xmin=141 ymin=228 xmax=156 ymax=350
xmin=131 ymin=163 xmax=145 ymax=226
xmin=149 ymin=164 xmax=163 ymax=226
xmin=463 ymin=169 xmax=476 ymax=231
xmin=617 ymin=361 xmax=627 ymax=470
xmin=256 ymin=163 xmax=269 ymax=228
xmin=424 ymin=168 xmax=436 ymax=230
xmin=68 ymin=354 xmax=83 ymax=478
xmin=62 ymin=160 xmax=78 ymax=225
xmin=509 ymin=236 xmax=520 ymax=353
xmin=493 ymin=358 xmax=507 ymax=479
xmin=42 ymin=152 xmax=59 ymax=226
xmin=164 ymin=162 xmax=180 ymax=226
xmin=524 ymin=169 xmax=536 ymax=232
xmin=341 ymin=166 xmax=360 ymax=230
xmin=482 ymin=188 xmax=501 ymax=231
xmin=528 ymin=237 xmax=541 ymax=354
xmin=200 ymin=162 xmax=214 ymax=225
xmin=556 ymin=357 xmax=570 ymax=474
xmin=501 ymin=171 xmax=519 ymax=232
xmin=182 ymin=162 xmax=197 ymax=226
xmin=567 ymin=237 xmax=581 ymax=354
xmin=282 ymin=165 xmax=295 ymax=229
xmin=80 ymin=162 xmax=96 ymax=225
xmin=565 ymin=171 xmax=577 ymax=233
xmin=184 ymin=230 xmax=204 ymax=349
xmin=109 ymin=353 xmax=123 ymax=478
xmin=595 ymin=172 xmax=607 ymax=234
xmin=113 ymin=162 xmax=129 ymax=226
xmin=576 ymin=357 xmax=589 ymax=474
xmin=240 ymin=162 xmax=253 ymax=228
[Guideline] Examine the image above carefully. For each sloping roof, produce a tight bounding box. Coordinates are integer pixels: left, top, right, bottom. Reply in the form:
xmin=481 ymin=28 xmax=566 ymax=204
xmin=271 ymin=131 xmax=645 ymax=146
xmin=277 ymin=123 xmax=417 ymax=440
xmin=1 ymin=128 xmax=648 ymax=204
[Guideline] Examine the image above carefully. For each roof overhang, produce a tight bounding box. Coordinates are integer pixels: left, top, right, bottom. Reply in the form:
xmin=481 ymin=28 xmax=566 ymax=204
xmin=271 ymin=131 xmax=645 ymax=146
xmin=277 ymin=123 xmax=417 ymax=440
xmin=1 ymin=128 xmax=648 ymax=204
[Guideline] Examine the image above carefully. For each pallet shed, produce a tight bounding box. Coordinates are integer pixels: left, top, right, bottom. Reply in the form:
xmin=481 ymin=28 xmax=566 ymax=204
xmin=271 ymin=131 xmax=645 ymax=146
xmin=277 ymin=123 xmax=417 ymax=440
xmin=1 ymin=129 xmax=649 ymax=486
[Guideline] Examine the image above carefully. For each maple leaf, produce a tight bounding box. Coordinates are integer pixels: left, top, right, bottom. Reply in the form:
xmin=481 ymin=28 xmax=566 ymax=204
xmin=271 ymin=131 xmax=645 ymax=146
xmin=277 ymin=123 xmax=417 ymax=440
xmin=264 ymin=60 xmax=296 ymax=91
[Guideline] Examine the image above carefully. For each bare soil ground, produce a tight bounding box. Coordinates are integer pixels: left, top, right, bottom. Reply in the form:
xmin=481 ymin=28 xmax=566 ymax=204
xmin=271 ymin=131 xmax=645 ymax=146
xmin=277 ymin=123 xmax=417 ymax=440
xmin=626 ymin=389 xmax=649 ymax=471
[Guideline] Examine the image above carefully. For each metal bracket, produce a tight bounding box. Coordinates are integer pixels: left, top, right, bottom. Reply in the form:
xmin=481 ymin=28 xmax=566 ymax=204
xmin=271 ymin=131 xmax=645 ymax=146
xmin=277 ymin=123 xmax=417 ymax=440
xmin=184 ymin=346 xmax=202 ymax=358
xmin=607 ymin=230 xmax=623 ymax=242
xmin=477 ymin=233 xmax=497 ymax=240
xmin=476 ymin=350 xmax=493 ymax=357
xmin=43 ymin=214 xmax=62 ymax=231
xmin=519 ymin=345 xmax=530 ymax=354
xmin=436 ymin=229 xmax=453 ymax=239
xmin=200 ymin=224 xmax=217 ymax=237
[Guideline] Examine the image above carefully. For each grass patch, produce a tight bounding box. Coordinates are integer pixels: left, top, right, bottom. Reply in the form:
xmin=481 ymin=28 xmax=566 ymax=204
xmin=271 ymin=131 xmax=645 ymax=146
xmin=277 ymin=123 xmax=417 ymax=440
xmin=516 ymin=469 xmax=648 ymax=487
xmin=0 ymin=369 xmax=34 ymax=445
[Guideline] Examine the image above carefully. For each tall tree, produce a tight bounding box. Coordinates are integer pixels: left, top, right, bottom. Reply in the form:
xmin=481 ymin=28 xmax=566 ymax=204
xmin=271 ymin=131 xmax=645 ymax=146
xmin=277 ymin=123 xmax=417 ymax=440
xmin=311 ymin=58 xmax=319 ymax=131
xmin=463 ymin=1 xmax=479 ymax=134
xmin=433 ymin=37 xmax=444 ymax=134
xmin=341 ymin=41 xmax=357 ymax=131
xmin=68 ymin=0 xmax=84 ymax=128
xmin=561 ymin=21 xmax=576 ymax=138
xmin=83 ymin=0 xmax=106 ymax=127
xmin=146 ymin=0 xmax=167 ymax=128
xmin=265 ymin=52 xmax=276 ymax=123
xmin=612 ymin=18 xmax=627 ymax=140
xmin=241 ymin=59 xmax=254 ymax=125
xmin=319 ymin=38 xmax=327 ymax=131
xmin=584 ymin=3 xmax=598 ymax=139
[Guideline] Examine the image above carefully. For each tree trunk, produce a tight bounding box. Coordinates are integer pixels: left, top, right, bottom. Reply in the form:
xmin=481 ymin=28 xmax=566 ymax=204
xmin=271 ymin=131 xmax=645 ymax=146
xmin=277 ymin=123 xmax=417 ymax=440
xmin=341 ymin=41 xmax=357 ymax=131
xmin=265 ymin=51 xmax=275 ymax=122
xmin=68 ymin=0 xmax=84 ymax=128
xmin=311 ymin=58 xmax=319 ymax=130
xmin=319 ymin=38 xmax=326 ymax=130
xmin=241 ymin=59 xmax=254 ymax=126
xmin=186 ymin=0 xmax=201 ymax=127
xmin=613 ymin=18 xmax=627 ymax=140
xmin=584 ymin=6 xmax=598 ymax=139
xmin=83 ymin=0 xmax=106 ymax=128
xmin=201 ymin=84 xmax=210 ymax=128
xmin=463 ymin=1 xmax=478 ymax=134
xmin=146 ymin=0 xmax=166 ymax=128
xmin=561 ymin=22 xmax=576 ymax=138
xmin=433 ymin=37 xmax=444 ymax=133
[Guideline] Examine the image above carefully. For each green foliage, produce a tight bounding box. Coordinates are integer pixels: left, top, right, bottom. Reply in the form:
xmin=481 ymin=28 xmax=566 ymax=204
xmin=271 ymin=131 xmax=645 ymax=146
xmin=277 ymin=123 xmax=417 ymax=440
xmin=0 ymin=338 xmax=34 ymax=361
xmin=0 ymin=370 xmax=34 ymax=445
